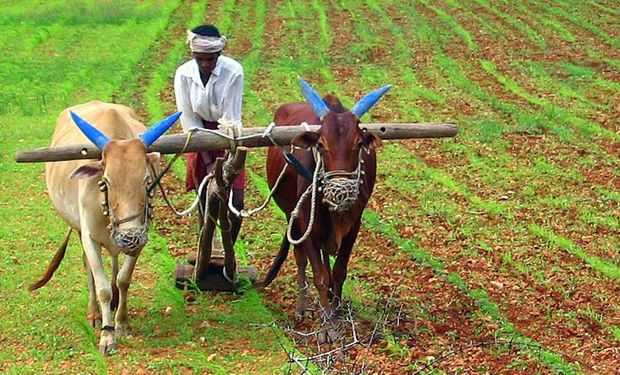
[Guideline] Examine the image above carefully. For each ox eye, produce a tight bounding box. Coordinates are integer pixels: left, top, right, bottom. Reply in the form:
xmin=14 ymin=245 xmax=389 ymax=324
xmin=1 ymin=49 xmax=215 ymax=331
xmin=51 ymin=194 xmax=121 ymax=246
xmin=316 ymin=142 xmax=324 ymax=150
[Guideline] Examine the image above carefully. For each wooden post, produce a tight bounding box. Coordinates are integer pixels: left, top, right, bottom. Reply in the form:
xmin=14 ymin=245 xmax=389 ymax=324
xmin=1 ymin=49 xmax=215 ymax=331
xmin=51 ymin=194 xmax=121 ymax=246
xmin=219 ymin=148 xmax=247 ymax=284
xmin=182 ymin=147 xmax=250 ymax=292
xmin=193 ymin=168 xmax=220 ymax=285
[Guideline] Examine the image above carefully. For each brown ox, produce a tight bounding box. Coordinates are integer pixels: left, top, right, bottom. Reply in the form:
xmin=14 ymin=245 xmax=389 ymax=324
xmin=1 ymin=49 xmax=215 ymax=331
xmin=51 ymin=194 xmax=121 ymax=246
xmin=259 ymin=80 xmax=390 ymax=342
xmin=31 ymin=101 xmax=180 ymax=354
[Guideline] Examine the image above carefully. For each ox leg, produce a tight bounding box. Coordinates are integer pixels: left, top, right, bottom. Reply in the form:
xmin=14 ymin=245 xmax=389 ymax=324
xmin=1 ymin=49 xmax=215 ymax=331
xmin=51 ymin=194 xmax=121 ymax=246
xmin=111 ymin=255 xmax=120 ymax=311
xmin=83 ymin=253 xmax=101 ymax=327
xmin=306 ymin=241 xmax=339 ymax=344
xmin=293 ymin=246 xmax=312 ymax=317
xmin=331 ymin=218 xmax=361 ymax=315
xmin=115 ymin=254 xmax=138 ymax=338
xmin=80 ymin=230 xmax=117 ymax=354
xmin=322 ymin=249 xmax=334 ymax=301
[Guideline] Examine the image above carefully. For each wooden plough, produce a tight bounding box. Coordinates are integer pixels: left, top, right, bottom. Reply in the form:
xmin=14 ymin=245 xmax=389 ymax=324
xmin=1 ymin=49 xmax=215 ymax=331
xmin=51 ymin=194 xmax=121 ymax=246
xmin=16 ymin=122 xmax=457 ymax=292
xmin=174 ymin=147 xmax=253 ymax=292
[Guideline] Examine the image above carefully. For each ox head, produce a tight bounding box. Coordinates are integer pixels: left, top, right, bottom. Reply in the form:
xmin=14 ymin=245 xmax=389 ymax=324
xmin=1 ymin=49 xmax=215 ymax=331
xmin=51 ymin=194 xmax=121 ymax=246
xmin=68 ymin=111 xmax=181 ymax=256
xmin=293 ymin=79 xmax=390 ymax=212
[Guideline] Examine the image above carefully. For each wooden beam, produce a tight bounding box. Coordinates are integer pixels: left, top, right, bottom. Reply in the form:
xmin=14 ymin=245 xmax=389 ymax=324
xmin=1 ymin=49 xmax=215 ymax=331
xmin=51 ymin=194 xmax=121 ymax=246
xmin=14 ymin=122 xmax=457 ymax=163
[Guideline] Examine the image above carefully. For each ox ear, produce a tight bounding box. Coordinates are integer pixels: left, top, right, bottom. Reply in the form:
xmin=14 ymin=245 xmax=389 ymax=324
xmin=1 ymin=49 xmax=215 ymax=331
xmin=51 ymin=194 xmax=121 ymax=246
xmin=69 ymin=162 xmax=103 ymax=180
xmin=291 ymin=131 xmax=320 ymax=149
xmin=362 ymin=131 xmax=382 ymax=149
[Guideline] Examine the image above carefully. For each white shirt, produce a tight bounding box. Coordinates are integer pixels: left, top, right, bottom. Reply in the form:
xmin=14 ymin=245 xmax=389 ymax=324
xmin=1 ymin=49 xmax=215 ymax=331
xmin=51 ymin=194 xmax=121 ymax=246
xmin=174 ymin=55 xmax=244 ymax=132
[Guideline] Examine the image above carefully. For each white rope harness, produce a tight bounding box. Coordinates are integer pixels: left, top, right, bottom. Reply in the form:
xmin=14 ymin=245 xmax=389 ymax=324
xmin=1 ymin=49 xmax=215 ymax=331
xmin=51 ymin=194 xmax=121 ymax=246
xmin=156 ymin=123 xmax=269 ymax=218
xmin=227 ymin=160 xmax=288 ymax=218
xmin=227 ymin=121 xmax=297 ymax=219
xmin=154 ymin=124 xmax=365 ymax=247
xmin=286 ymin=150 xmax=323 ymax=245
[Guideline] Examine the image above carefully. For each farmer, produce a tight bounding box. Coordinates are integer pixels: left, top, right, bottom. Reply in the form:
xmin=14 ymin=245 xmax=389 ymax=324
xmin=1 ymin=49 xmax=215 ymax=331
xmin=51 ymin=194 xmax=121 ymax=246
xmin=174 ymin=24 xmax=245 ymax=244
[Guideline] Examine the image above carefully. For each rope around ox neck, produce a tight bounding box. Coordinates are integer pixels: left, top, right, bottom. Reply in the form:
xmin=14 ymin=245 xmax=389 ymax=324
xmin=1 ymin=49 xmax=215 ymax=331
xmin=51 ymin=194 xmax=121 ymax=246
xmin=286 ymin=150 xmax=322 ymax=245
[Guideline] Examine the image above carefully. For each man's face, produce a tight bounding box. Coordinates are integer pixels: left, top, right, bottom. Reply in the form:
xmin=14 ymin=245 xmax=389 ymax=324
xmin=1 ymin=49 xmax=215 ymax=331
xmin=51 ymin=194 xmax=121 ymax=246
xmin=194 ymin=52 xmax=220 ymax=77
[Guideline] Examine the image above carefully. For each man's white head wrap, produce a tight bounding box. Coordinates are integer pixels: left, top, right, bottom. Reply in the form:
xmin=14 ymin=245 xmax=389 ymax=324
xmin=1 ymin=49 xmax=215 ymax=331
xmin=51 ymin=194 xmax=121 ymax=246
xmin=187 ymin=30 xmax=227 ymax=53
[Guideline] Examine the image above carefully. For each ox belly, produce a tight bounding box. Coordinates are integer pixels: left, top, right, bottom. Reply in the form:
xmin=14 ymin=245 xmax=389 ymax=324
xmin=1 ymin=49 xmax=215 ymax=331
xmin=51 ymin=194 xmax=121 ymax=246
xmin=46 ymin=159 xmax=88 ymax=231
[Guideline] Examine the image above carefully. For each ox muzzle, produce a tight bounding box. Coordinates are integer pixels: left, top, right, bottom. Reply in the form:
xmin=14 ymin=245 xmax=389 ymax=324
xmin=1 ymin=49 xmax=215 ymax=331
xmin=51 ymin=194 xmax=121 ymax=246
xmin=319 ymin=148 xmax=366 ymax=213
xmin=111 ymin=225 xmax=148 ymax=256
xmin=99 ymin=179 xmax=154 ymax=257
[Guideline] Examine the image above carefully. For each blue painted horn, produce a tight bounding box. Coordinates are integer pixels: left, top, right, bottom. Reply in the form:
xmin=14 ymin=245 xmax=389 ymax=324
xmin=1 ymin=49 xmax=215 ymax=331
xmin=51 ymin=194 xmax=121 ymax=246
xmin=350 ymin=85 xmax=392 ymax=119
xmin=298 ymin=78 xmax=330 ymax=119
xmin=70 ymin=111 xmax=110 ymax=150
xmin=140 ymin=111 xmax=182 ymax=147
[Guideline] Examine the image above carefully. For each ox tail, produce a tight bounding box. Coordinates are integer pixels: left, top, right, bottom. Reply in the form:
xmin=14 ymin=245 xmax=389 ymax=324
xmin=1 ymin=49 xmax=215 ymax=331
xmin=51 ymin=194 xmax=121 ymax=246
xmin=255 ymin=236 xmax=290 ymax=288
xmin=29 ymin=227 xmax=72 ymax=291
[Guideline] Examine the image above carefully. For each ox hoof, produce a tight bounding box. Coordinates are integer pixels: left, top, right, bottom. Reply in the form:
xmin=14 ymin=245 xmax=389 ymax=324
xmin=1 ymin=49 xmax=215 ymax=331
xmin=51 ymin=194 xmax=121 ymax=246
xmin=98 ymin=333 xmax=118 ymax=355
xmin=87 ymin=313 xmax=102 ymax=328
xmin=99 ymin=342 xmax=118 ymax=355
xmin=115 ymin=322 xmax=133 ymax=338
xmin=317 ymin=327 xmax=340 ymax=345
xmin=187 ymin=251 xmax=198 ymax=266
xmin=295 ymin=293 xmax=313 ymax=318
xmin=295 ymin=305 xmax=313 ymax=319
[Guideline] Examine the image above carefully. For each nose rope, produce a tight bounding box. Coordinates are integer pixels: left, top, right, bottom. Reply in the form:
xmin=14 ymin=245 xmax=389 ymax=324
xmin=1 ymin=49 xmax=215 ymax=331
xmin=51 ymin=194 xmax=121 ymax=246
xmin=148 ymin=131 xmax=214 ymax=217
xmin=287 ymin=151 xmax=322 ymax=245
xmin=101 ymin=180 xmax=153 ymax=229
xmin=109 ymin=205 xmax=149 ymax=228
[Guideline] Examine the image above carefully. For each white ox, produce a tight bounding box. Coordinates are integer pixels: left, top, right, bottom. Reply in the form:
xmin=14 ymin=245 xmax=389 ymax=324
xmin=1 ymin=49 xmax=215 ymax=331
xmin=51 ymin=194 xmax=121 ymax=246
xmin=31 ymin=101 xmax=180 ymax=354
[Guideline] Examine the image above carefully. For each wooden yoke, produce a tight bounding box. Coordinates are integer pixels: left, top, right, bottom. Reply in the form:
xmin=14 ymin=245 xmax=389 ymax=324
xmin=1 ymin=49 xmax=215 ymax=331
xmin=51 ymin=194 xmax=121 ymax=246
xmin=20 ymin=121 xmax=457 ymax=293
xmin=192 ymin=147 xmax=248 ymax=291
xmin=15 ymin=123 xmax=458 ymax=163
